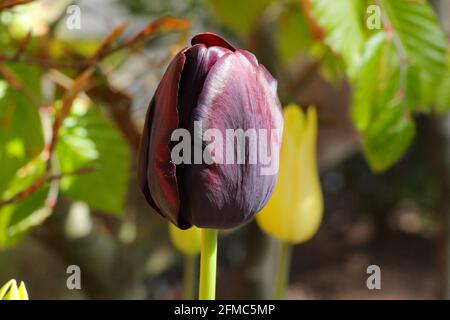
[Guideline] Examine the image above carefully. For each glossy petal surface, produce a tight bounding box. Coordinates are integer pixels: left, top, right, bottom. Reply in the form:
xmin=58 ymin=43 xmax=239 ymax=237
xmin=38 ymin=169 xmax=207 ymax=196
xmin=138 ymin=33 xmax=284 ymax=229
xmin=183 ymin=51 xmax=283 ymax=228
xmin=191 ymin=32 xmax=235 ymax=51
xmin=138 ymin=51 xmax=189 ymax=228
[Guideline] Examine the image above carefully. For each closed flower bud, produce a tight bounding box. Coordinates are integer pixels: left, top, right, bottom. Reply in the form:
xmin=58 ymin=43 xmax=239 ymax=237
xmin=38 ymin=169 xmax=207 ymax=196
xmin=138 ymin=33 xmax=283 ymax=229
xmin=257 ymin=105 xmax=323 ymax=243
xmin=0 ymin=279 xmax=29 ymax=300
xmin=169 ymin=223 xmax=201 ymax=255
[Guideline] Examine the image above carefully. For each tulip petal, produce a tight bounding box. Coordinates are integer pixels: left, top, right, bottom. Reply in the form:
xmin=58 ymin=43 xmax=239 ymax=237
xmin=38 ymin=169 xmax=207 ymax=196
xmin=17 ymin=282 xmax=29 ymax=300
xmin=138 ymin=34 xmax=284 ymax=230
xmin=177 ymin=44 xmax=230 ymax=130
xmin=176 ymin=44 xmax=231 ymax=221
xmin=182 ymin=51 xmax=283 ymax=228
xmin=137 ymin=97 xmax=162 ymax=215
xmin=138 ymin=50 xmax=191 ymax=228
xmin=191 ymin=32 xmax=235 ymax=51
xmin=0 ymin=279 xmax=15 ymax=300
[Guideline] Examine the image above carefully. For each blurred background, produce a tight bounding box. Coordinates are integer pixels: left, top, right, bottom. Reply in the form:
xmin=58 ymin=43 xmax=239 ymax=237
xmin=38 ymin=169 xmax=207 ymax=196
xmin=1 ymin=0 xmax=450 ymax=299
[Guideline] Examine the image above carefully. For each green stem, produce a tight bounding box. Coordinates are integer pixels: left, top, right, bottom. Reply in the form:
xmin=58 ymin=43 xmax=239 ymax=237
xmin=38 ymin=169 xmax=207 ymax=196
xmin=198 ymin=228 xmax=218 ymax=300
xmin=273 ymin=241 xmax=292 ymax=299
xmin=182 ymin=254 xmax=197 ymax=300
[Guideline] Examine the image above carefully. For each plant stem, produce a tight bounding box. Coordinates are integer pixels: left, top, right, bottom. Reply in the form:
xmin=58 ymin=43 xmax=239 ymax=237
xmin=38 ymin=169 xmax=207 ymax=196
xmin=273 ymin=240 xmax=292 ymax=299
xmin=198 ymin=228 xmax=218 ymax=300
xmin=183 ymin=254 xmax=197 ymax=300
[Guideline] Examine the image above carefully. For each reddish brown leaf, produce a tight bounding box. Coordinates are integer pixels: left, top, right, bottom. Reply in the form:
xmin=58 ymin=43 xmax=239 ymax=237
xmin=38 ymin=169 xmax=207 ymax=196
xmin=90 ymin=23 xmax=128 ymax=60
xmin=48 ymin=67 xmax=94 ymax=156
xmin=12 ymin=31 xmax=32 ymax=60
xmin=0 ymin=65 xmax=22 ymax=89
xmin=0 ymin=0 xmax=34 ymax=10
xmin=59 ymin=67 xmax=94 ymax=121
xmin=300 ymin=0 xmax=325 ymax=41
xmin=122 ymin=17 xmax=191 ymax=48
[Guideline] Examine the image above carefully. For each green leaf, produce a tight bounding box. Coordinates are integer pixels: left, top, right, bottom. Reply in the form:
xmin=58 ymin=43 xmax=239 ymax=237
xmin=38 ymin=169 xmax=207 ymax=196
xmin=380 ymin=0 xmax=448 ymax=110
xmin=207 ymin=0 xmax=271 ymax=38
xmin=276 ymin=4 xmax=313 ymax=63
xmin=0 ymin=65 xmax=44 ymax=194
xmin=0 ymin=186 xmax=52 ymax=248
xmin=310 ymin=0 xmax=365 ymax=79
xmin=352 ymin=0 xmax=447 ymax=171
xmin=0 ymin=64 xmax=47 ymax=247
xmin=434 ymin=57 xmax=450 ymax=113
xmin=352 ymin=32 xmax=415 ymax=171
xmin=0 ymin=155 xmax=51 ymax=248
xmin=57 ymin=100 xmax=130 ymax=215
xmin=351 ymin=32 xmax=388 ymax=131
xmin=362 ymin=98 xmax=415 ymax=172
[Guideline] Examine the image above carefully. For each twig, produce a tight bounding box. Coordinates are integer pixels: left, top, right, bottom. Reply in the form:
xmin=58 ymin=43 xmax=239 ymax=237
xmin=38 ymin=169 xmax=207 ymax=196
xmin=0 ymin=17 xmax=190 ymax=70
xmin=300 ymin=0 xmax=325 ymax=41
xmin=0 ymin=64 xmax=41 ymax=105
xmin=0 ymin=166 xmax=95 ymax=208
xmin=12 ymin=31 xmax=32 ymax=60
xmin=86 ymin=74 xmax=141 ymax=153
xmin=47 ymin=69 xmax=141 ymax=153
xmin=45 ymin=67 xmax=94 ymax=164
xmin=120 ymin=17 xmax=190 ymax=50
xmin=0 ymin=66 xmax=95 ymax=210
xmin=89 ymin=23 xmax=128 ymax=62
xmin=0 ymin=16 xmax=191 ymax=209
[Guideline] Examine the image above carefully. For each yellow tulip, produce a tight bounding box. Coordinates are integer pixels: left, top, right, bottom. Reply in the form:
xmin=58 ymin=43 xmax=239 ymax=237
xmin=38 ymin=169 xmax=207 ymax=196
xmin=168 ymin=223 xmax=201 ymax=256
xmin=257 ymin=105 xmax=323 ymax=244
xmin=0 ymin=279 xmax=29 ymax=300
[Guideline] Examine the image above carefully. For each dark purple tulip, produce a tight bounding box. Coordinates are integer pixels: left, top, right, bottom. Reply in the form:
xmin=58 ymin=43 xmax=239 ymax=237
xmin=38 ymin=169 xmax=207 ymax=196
xmin=138 ymin=33 xmax=283 ymax=229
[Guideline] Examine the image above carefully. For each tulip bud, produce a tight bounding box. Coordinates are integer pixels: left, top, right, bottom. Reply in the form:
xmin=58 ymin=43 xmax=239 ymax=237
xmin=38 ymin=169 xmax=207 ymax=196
xmin=256 ymin=105 xmax=323 ymax=244
xmin=0 ymin=279 xmax=29 ymax=300
xmin=138 ymin=33 xmax=283 ymax=229
xmin=169 ymin=223 xmax=201 ymax=255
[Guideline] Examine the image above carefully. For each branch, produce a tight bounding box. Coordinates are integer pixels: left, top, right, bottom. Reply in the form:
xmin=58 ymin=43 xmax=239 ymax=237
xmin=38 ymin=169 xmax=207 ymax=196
xmin=46 ymin=67 xmax=94 ymax=162
xmin=0 ymin=66 xmax=94 ymax=210
xmin=86 ymin=74 xmax=141 ymax=153
xmin=300 ymin=0 xmax=325 ymax=41
xmin=0 ymin=64 xmax=40 ymax=105
xmin=0 ymin=16 xmax=191 ymax=208
xmin=0 ymin=166 xmax=95 ymax=208
xmin=0 ymin=17 xmax=190 ymax=70
xmin=12 ymin=31 xmax=32 ymax=60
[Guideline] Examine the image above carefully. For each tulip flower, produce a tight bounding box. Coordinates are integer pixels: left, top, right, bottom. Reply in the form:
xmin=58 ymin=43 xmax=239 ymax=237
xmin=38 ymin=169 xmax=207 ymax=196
xmin=168 ymin=224 xmax=201 ymax=299
xmin=0 ymin=279 xmax=29 ymax=300
xmin=138 ymin=32 xmax=283 ymax=299
xmin=137 ymin=32 xmax=283 ymax=230
xmin=256 ymin=105 xmax=323 ymax=299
